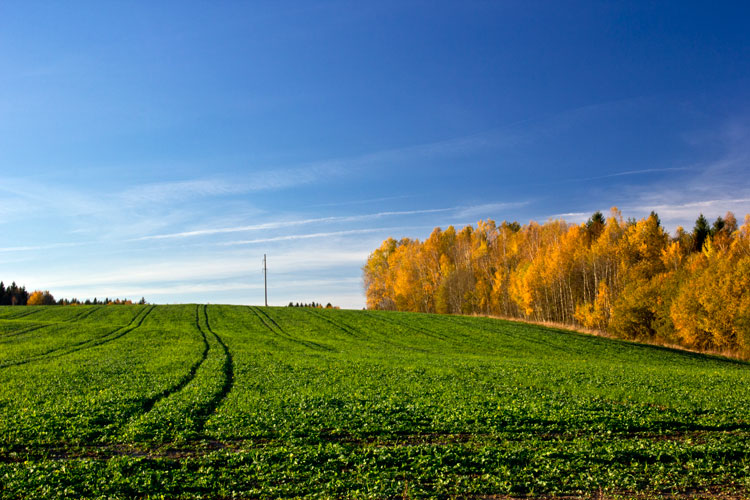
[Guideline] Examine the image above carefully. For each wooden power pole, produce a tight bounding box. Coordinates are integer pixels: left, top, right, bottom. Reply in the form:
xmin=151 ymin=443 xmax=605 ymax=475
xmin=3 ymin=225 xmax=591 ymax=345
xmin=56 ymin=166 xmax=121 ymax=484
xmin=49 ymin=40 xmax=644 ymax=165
xmin=263 ymin=254 xmax=268 ymax=307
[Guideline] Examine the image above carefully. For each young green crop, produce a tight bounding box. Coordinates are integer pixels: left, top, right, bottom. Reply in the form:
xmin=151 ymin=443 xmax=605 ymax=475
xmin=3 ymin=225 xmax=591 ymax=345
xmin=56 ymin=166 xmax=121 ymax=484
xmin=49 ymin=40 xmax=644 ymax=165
xmin=0 ymin=304 xmax=749 ymax=499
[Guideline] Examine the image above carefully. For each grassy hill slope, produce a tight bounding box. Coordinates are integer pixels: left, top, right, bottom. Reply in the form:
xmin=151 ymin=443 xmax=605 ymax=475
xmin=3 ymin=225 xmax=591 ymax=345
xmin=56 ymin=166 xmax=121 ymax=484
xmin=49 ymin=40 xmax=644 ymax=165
xmin=0 ymin=305 xmax=748 ymax=499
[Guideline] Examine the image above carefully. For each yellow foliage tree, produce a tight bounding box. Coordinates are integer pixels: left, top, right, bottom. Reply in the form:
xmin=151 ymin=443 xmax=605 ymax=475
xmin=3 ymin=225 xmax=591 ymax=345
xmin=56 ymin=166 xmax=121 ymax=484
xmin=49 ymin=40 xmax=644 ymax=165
xmin=574 ymin=282 xmax=610 ymax=330
xmin=27 ymin=290 xmax=55 ymax=306
xmin=362 ymin=209 xmax=750 ymax=356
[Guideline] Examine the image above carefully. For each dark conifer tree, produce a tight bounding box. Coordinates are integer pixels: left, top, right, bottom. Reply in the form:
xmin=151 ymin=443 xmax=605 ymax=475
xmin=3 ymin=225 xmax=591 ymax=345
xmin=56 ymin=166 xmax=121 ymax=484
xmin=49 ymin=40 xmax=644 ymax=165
xmin=586 ymin=211 xmax=606 ymax=242
xmin=692 ymin=214 xmax=710 ymax=251
xmin=711 ymin=216 xmax=725 ymax=236
xmin=649 ymin=211 xmax=661 ymax=227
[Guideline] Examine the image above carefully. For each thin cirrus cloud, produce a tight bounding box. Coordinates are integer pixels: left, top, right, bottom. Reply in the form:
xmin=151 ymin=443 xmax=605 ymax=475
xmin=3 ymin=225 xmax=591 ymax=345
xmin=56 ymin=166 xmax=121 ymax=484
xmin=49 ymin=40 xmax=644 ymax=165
xmin=274 ymin=127 xmax=523 ymax=173
xmin=0 ymin=163 xmax=344 ymax=222
xmin=0 ymin=242 xmax=89 ymax=253
xmin=614 ymin=132 xmax=750 ymax=227
xmin=454 ymin=201 xmax=531 ymax=218
xmin=133 ymin=208 xmax=457 ymax=241
xmin=583 ymin=167 xmax=697 ymax=181
xmin=115 ymin=128 xmax=520 ymax=208
xmin=632 ymin=198 xmax=750 ymax=221
xmin=131 ymin=203 xmax=539 ymax=243
xmin=548 ymin=212 xmax=589 ymax=222
xmin=25 ymin=249 xmax=372 ymax=290
xmin=0 ymin=178 xmax=103 ymax=217
xmin=50 ymin=277 xmax=364 ymax=300
xmin=217 ymin=227 xmax=426 ymax=246
xmin=117 ymin=164 xmax=346 ymax=205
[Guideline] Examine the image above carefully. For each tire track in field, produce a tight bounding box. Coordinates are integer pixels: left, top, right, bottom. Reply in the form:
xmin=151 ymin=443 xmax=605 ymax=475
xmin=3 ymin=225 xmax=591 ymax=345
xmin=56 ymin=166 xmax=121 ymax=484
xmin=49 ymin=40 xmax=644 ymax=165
xmin=354 ymin=311 xmax=518 ymax=351
xmin=360 ymin=311 xmax=450 ymax=341
xmin=123 ymin=305 xmax=211 ymax=424
xmin=0 ymin=307 xmax=98 ymax=341
xmin=261 ymin=307 xmax=336 ymax=351
xmin=305 ymin=308 xmax=364 ymax=339
xmin=437 ymin=314 xmax=540 ymax=351
xmin=0 ymin=323 xmax=55 ymax=343
xmin=2 ymin=308 xmax=44 ymax=320
xmin=194 ymin=304 xmax=235 ymax=432
xmin=0 ymin=305 xmax=154 ymax=369
xmin=404 ymin=313 xmax=521 ymax=347
xmin=448 ymin=315 xmax=578 ymax=355
xmin=307 ymin=309 xmax=428 ymax=353
xmin=65 ymin=307 xmax=100 ymax=323
xmin=453 ymin=316 xmax=581 ymax=354
xmin=142 ymin=305 xmax=210 ymax=414
xmin=250 ymin=306 xmax=334 ymax=351
xmin=121 ymin=305 xmax=234 ymax=440
xmin=247 ymin=305 xmax=283 ymax=338
xmin=60 ymin=307 xmax=92 ymax=323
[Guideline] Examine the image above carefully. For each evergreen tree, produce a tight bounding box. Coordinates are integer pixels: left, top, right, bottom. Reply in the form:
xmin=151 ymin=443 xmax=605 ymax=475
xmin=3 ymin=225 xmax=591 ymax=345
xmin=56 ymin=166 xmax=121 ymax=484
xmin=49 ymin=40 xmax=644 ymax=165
xmin=711 ymin=216 xmax=725 ymax=236
xmin=693 ymin=214 xmax=710 ymax=251
xmin=650 ymin=211 xmax=661 ymax=227
xmin=586 ymin=211 xmax=606 ymax=242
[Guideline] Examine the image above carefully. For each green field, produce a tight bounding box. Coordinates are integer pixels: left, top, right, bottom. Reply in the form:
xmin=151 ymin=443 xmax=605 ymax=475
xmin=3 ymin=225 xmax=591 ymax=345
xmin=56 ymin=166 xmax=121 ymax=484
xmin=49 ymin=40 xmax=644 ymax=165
xmin=1 ymin=305 xmax=749 ymax=499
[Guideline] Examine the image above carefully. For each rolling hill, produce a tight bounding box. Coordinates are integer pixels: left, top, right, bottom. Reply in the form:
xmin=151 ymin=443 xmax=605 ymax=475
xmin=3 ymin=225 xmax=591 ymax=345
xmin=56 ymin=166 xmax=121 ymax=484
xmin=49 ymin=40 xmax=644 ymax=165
xmin=1 ymin=305 xmax=748 ymax=499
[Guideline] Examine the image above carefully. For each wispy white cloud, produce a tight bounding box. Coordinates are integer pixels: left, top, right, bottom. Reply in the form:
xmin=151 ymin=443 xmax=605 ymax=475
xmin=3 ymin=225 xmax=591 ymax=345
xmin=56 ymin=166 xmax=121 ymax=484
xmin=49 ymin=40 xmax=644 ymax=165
xmin=610 ymin=119 xmax=750 ymax=230
xmin=285 ymin=127 xmax=524 ymax=174
xmin=219 ymin=227 xmax=419 ymax=246
xmin=131 ymin=202 xmax=539 ymax=243
xmin=118 ymin=165 xmax=346 ymax=206
xmin=0 ymin=242 xmax=88 ymax=253
xmin=0 ymin=163 xmax=344 ymax=227
xmin=51 ymin=277 xmax=363 ymax=299
xmin=0 ymin=178 xmax=102 ymax=217
xmin=548 ymin=212 xmax=589 ymax=223
xmin=24 ymin=249 xmax=371 ymax=291
xmin=118 ymin=179 xmax=244 ymax=205
xmin=631 ymin=198 xmax=750 ymax=222
xmin=309 ymin=194 xmax=414 ymax=208
xmin=133 ymin=208 xmax=455 ymax=241
xmin=103 ymin=125 xmax=522 ymax=215
xmin=454 ymin=201 xmax=531 ymax=218
xmin=581 ymin=167 xmax=697 ymax=181
xmin=543 ymin=167 xmax=699 ymax=188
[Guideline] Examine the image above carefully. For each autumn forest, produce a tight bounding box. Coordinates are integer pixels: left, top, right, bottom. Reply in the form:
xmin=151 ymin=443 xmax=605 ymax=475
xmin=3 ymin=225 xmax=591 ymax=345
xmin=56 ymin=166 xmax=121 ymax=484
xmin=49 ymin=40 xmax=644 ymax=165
xmin=363 ymin=209 xmax=750 ymax=357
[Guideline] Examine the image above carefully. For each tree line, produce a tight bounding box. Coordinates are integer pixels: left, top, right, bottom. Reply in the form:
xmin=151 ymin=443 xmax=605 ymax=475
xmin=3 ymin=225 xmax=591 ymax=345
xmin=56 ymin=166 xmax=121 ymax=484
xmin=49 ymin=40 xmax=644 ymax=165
xmin=0 ymin=282 xmax=30 ymax=306
xmin=287 ymin=302 xmax=338 ymax=309
xmin=363 ymin=209 xmax=750 ymax=356
xmin=0 ymin=282 xmax=147 ymax=306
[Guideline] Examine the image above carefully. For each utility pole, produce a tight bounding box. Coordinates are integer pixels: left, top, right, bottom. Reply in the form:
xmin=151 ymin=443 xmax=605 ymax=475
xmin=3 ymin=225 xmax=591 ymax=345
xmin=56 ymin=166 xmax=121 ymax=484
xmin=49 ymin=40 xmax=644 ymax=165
xmin=263 ymin=254 xmax=268 ymax=307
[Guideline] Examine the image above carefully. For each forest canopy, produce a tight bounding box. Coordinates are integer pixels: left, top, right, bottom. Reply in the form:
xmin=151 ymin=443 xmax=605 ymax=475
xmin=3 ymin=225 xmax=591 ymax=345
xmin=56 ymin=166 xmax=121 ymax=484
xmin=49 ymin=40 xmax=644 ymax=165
xmin=363 ymin=209 xmax=750 ymax=356
xmin=0 ymin=282 xmax=146 ymax=306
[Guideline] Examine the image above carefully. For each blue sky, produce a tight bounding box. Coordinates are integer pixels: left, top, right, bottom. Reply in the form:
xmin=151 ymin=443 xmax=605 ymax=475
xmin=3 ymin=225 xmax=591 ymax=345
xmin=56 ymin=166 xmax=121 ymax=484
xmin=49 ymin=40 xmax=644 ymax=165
xmin=1 ymin=1 xmax=749 ymax=308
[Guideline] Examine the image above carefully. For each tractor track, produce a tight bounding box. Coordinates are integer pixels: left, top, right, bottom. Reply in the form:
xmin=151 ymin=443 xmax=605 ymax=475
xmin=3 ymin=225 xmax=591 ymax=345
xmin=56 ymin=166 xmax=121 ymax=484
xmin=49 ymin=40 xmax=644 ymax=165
xmin=194 ymin=305 xmax=235 ymax=432
xmin=250 ymin=306 xmax=333 ymax=351
xmin=64 ymin=307 xmax=100 ymax=323
xmin=247 ymin=305 xmax=284 ymax=339
xmin=360 ymin=310 xmax=449 ymax=341
xmin=307 ymin=309 xmax=428 ymax=353
xmin=0 ymin=323 xmax=55 ymax=343
xmin=448 ymin=314 xmax=579 ymax=355
xmin=60 ymin=308 xmax=92 ymax=323
xmin=134 ymin=305 xmax=211 ymax=417
xmin=0 ymin=305 xmax=154 ymax=369
xmin=305 ymin=308 xmax=364 ymax=339
xmin=0 ymin=307 xmax=100 ymax=342
xmin=2 ymin=308 xmax=44 ymax=321
xmin=121 ymin=305 xmax=235 ymax=439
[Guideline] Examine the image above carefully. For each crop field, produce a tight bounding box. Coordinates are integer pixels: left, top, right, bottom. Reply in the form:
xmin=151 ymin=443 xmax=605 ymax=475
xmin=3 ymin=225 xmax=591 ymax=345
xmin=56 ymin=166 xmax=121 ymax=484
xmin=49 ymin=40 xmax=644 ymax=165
xmin=1 ymin=305 xmax=749 ymax=499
